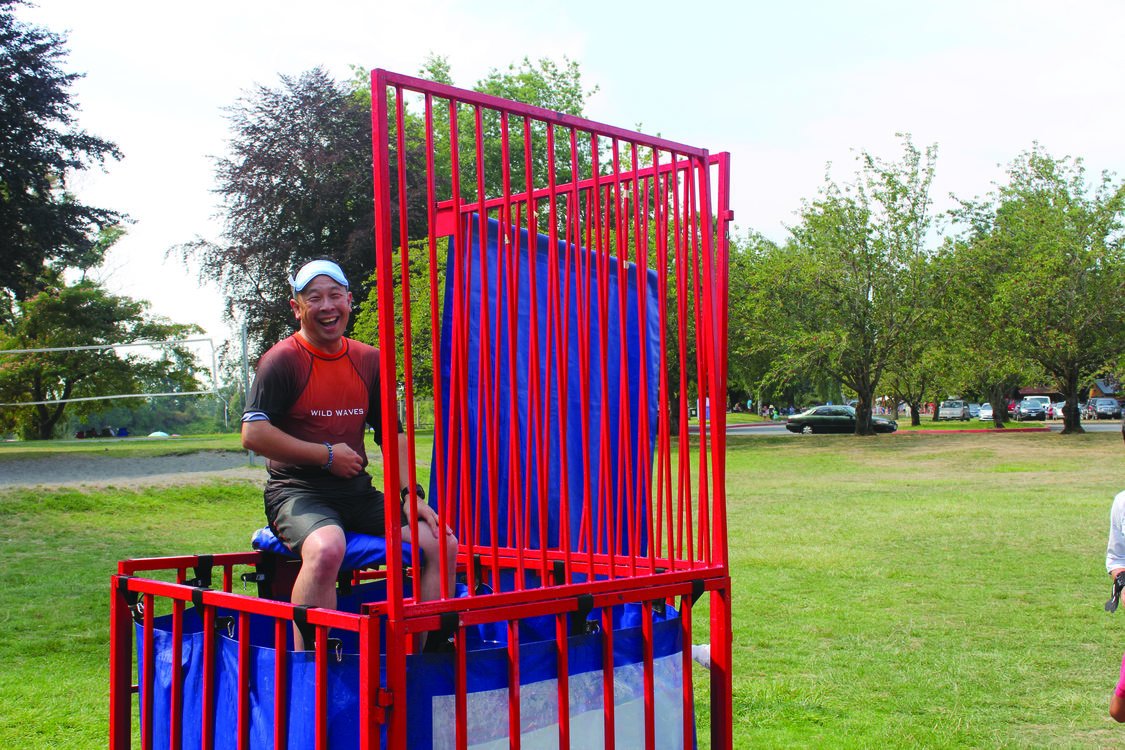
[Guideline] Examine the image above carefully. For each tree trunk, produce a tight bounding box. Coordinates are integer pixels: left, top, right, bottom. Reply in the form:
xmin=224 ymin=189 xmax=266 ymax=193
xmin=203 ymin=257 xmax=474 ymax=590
xmin=989 ymin=384 xmax=1008 ymax=429
xmin=1059 ymin=373 xmax=1084 ymax=435
xmin=909 ymin=402 xmax=922 ymax=427
xmin=854 ymin=389 xmax=876 ymax=436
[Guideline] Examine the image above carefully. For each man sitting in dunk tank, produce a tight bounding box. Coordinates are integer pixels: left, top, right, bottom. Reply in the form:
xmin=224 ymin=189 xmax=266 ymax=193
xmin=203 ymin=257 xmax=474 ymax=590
xmin=241 ymin=259 xmax=457 ymax=650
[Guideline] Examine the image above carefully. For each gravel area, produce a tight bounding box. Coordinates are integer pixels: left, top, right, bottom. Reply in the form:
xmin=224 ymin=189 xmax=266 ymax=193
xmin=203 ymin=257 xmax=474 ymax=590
xmin=0 ymin=451 xmax=266 ymax=489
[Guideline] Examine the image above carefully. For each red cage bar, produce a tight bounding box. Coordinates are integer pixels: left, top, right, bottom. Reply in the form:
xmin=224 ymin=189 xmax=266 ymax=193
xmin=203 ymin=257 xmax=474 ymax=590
xmin=109 ymin=68 xmax=731 ymax=749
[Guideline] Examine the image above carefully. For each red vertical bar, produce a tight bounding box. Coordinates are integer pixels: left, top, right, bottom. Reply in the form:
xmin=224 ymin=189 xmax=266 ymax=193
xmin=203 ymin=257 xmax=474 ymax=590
xmin=642 ymin=600 xmax=655 ymax=750
xmin=675 ymin=163 xmax=695 ymax=569
xmin=555 ymin=612 xmax=571 ymax=749
xmin=634 ymin=150 xmax=655 ymax=575
xmin=579 ymin=138 xmax=597 ymax=578
xmin=109 ymin=577 xmax=133 ymax=750
xmin=424 ymin=93 xmax=452 ymax=601
xmin=274 ymin=617 xmax=288 ymax=750
xmin=141 ymin=594 xmax=154 ymax=750
xmin=315 ymin=625 xmax=328 ymax=750
xmin=471 ymin=104 xmax=501 ymax=588
xmin=358 ymin=615 xmax=382 ymax=750
xmin=370 ymin=70 xmax=404 ymax=607
xmin=601 ymin=606 xmax=616 ymax=750
xmin=680 ymin=593 xmax=694 ymax=750
xmin=372 ymin=69 xmax=408 ymax=750
xmin=711 ymin=583 xmax=734 ymax=750
xmin=688 ymin=159 xmax=711 ymax=565
xmin=507 ymin=619 xmax=522 ymax=749
xmin=395 ymin=85 xmax=424 ymax=602
xmin=500 ymin=110 xmax=527 ymax=591
xmin=455 ymin=627 xmax=468 ymax=750
xmin=201 ymin=599 xmax=216 ymax=750
xmin=237 ymin=611 xmax=251 ymax=750
xmin=709 ymin=154 xmax=731 ymax=571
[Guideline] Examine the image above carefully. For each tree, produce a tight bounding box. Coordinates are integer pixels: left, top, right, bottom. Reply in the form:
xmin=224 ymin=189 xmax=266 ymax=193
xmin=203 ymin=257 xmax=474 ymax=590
xmin=950 ymin=146 xmax=1125 ymax=434
xmin=747 ymin=135 xmax=940 ymax=435
xmin=0 ymin=277 xmax=203 ymax=440
xmin=179 ymin=68 xmax=376 ymax=357
xmin=0 ymin=0 xmax=123 ymax=304
xmin=187 ymin=58 xmax=595 ymax=361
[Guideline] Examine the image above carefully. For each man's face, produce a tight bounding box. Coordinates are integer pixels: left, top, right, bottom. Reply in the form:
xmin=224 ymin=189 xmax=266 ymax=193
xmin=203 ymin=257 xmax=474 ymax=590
xmin=290 ymin=275 xmax=352 ymax=351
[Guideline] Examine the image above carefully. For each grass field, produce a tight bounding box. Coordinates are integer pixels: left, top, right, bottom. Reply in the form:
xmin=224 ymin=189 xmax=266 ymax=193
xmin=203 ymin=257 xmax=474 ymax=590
xmin=2 ymin=430 xmax=1123 ymax=747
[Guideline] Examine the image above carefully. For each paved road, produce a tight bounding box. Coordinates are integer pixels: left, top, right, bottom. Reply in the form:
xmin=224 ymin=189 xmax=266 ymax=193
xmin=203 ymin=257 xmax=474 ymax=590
xmin=714 ymin=419 xmax=1122 ymax=437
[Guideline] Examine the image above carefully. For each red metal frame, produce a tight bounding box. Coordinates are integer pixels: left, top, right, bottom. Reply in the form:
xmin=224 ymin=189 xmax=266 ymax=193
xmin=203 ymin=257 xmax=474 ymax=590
xmin=110 ymin=68 xmax=731 ymax=750
xmin=369 ymin=68 xmax=732 ymax=749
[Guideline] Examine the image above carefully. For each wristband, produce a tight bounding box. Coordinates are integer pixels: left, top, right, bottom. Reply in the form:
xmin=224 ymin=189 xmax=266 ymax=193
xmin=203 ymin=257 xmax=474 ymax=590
xmin=400 ymin=483 xmax=425 ymax=511
xmin=321 ymin=443 xmax=333 ymax=470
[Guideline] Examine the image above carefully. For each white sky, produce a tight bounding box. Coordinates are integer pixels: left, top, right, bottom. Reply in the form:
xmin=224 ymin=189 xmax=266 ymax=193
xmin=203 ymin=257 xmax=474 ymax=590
xmin=22 ymin=0 xmax=1125 ymax=346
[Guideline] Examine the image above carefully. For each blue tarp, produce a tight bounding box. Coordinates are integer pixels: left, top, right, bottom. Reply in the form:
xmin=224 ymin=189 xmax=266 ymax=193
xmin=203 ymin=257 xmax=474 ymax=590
xmin=433 ymin=216 xmax=661 ymax=559
xmin=138 ymin=583 xmax=685 ymax=749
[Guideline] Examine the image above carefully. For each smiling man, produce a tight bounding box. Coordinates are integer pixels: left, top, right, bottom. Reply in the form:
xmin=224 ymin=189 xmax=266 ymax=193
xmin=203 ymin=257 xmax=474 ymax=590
xmin=241 ymin=259 xmax=456 ymax=650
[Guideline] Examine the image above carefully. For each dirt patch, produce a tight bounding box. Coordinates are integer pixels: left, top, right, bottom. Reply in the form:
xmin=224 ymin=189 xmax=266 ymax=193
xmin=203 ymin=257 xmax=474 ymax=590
xmin=0 ymin=451 xmax=266 ymax=490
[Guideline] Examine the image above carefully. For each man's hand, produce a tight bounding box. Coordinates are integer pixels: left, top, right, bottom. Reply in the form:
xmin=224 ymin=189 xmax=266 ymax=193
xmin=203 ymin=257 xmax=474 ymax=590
xmin=327 ymin=442 xmax=363 ymax=478
xmin=404 ymin=497 xmax=450 ymax=538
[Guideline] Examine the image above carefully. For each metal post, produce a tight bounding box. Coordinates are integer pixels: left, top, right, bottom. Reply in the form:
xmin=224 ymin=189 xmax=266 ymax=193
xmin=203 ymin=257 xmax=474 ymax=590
xmin=242 ymin=321 xmax=254 ymax=466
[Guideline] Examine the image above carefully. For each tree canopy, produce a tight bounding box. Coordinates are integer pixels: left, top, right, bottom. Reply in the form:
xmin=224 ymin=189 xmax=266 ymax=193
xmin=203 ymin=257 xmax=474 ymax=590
xmin=188 ymin=56 xmax=596 ymax=366
xmin=947 ymin=146 xmax=1125 ymax=433
xmin=0 ymin=276 xmax=204 ymax=439
xmin=746 ymin=135 xmax=941 ymax=435
xmin=0 ymin=0 xmax=122 ymax=304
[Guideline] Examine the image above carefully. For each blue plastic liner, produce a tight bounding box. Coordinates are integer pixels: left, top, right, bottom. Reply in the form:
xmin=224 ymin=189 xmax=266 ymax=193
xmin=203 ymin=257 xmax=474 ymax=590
xmin=136 ymin=583 xmax=687 ymax=749
xmin=433 ymin=216 xmax=662 ymax=559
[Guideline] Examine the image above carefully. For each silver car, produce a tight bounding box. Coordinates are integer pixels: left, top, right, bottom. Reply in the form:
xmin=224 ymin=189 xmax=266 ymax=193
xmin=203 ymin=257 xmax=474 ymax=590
xmin=937 ymin=400 xmax=970 ymax=421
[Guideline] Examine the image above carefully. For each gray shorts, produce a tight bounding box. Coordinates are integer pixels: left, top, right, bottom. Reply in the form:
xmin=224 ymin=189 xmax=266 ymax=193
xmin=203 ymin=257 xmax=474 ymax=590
xmin=264 ymin=475 xmax=387 ymax=555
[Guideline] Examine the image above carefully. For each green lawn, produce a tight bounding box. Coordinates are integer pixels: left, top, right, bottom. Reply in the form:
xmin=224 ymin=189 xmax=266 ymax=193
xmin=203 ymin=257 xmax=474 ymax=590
xmin=2 ymin=431 xmax=1123 ymax=747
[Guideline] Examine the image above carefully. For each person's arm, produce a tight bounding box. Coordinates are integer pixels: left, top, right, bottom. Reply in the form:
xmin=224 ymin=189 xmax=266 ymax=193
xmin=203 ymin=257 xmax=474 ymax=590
xmin=394 ymin=431 xmax=443 ymax=537
xmin=1112 ymin=651 xmax=1125 ymax=722
xmin=241 ymin=419 xmax=363 ymax=478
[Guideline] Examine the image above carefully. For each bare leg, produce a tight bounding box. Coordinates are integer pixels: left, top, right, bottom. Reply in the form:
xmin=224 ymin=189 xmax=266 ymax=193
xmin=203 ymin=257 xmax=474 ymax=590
xmin=290 ymin=525 xmax=346 ymax=650
xmin=402 ymin=524 xmax=459 ymax=649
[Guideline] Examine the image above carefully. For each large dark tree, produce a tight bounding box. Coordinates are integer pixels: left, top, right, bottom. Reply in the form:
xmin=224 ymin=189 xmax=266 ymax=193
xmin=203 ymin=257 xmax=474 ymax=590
xmin=0 ymin=0 xmax=122 ymax=303
xmin=192 ymin=59 xmax=596 ymax=361
xmin=179 ymin=68 xmax=376 ymax=356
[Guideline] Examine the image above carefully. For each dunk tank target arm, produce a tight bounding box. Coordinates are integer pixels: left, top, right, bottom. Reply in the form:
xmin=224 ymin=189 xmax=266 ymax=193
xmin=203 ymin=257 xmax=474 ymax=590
xmin=109 ymin=67 xmax=732 ymax=750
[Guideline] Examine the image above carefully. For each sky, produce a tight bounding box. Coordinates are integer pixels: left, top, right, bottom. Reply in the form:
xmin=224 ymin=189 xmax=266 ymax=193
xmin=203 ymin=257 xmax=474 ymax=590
xmin=21 ymin=0 xmax=1125 ymax=348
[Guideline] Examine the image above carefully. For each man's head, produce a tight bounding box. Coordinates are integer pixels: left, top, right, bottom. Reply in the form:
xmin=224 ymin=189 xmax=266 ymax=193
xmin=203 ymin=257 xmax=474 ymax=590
xmin=288 ymin=259 xmax=352 ymax=352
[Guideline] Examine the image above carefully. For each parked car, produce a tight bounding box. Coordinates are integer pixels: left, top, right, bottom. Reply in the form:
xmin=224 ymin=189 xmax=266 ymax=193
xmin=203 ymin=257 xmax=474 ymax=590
xmin=1088 ymin=397 xmax=1123 ymax=420
xmin=785 ymin=405 xmax=898 ymax=434
xmin=937 ymin=400 xmax=971 ymax=421
xmin=968 ymin=403 xmax=981 ymax=418
xmin=978 ymin=403 xmax=994 ymax=421
xmin=1015 ymin=399 xmax=1047 ymax=421
xmin=1048 ymin=401 xmax=1066 ymax=419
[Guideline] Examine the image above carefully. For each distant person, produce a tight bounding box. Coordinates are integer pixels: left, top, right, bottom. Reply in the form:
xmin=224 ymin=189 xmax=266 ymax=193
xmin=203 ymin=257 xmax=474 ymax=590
xmin=1106 ymin=420 xmax=1125 ymax=721
xmin=241 ymin=259 xmax=457 ymax=650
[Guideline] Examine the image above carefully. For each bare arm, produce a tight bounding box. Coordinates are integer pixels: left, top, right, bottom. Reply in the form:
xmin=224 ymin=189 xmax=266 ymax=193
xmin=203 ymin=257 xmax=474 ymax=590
xmin=1112 ymin=692 xmax=1125 ymax=723
xmin=394 ymin=430 xmax=443 ymax=538
xmin=241 ymin=420 xmax=363 ymax=478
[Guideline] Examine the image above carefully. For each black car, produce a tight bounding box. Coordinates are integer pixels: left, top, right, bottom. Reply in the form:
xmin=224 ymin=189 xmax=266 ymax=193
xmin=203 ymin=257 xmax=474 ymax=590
xmin=1089 ymin=397 xmax=1123 ymax=420
xmin=1015 ymin=399 xmax=1047 ymax=421
xmin=785 ymin=405 xmax=898 ymax=434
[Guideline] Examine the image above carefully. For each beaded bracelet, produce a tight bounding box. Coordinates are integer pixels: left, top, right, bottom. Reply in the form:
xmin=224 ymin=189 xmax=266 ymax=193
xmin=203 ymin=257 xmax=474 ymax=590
xmin=321 ymin=442 xmax=333 ymax=470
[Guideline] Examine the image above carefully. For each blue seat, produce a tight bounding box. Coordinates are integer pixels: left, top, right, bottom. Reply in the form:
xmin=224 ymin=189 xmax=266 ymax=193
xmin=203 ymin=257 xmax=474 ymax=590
xmin=251 ymin=526 xmax=420 ymax=570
